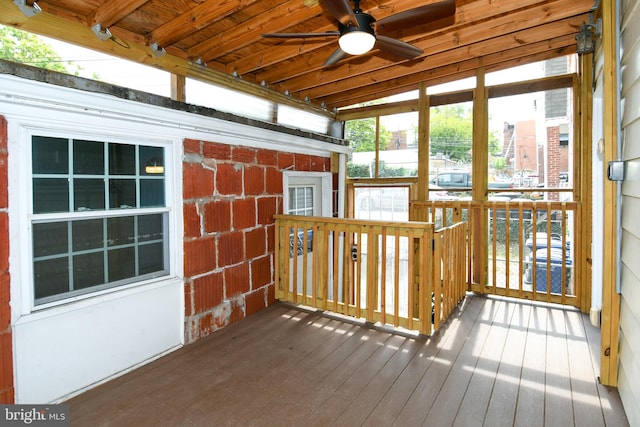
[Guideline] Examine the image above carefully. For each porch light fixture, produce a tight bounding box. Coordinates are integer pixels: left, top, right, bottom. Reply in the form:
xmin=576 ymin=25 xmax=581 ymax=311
xmin=339 ymin=30 xmax=376 ymax=56
xmin=576 ymin=22 xmax=596 ymax=55
xmin=145 ymin=158 xmax=164 ymax=174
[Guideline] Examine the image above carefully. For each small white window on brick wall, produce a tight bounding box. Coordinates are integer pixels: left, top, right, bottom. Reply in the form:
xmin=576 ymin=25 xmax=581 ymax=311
xmin=30 ymin=134 xmax=170 ymax=306
xmin=283 ymin=171 xmax=332 ymax=218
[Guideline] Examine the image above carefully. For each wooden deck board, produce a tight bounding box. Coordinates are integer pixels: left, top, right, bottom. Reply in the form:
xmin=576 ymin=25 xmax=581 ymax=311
xmin=392 ymin=296 xmax=488 ymax=426
xmin=426 ymin=297 xmax=508 ymax=427
xmin=514 ymin=304 xmax=548 ymax=427
xmin=545 ymin=306 xmax=575 ymax=426
xmin=65 ymin=295 xmax=629 ymax=427
xmin=482 ymin=302 xmax=531 ymax=427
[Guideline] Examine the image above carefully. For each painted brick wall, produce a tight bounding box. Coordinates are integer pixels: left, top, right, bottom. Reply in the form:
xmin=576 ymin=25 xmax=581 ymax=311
xmin=182 ymin=138 xmax=333 ymax=343
xmin=0 ymin=116 xmax=13 ymax=403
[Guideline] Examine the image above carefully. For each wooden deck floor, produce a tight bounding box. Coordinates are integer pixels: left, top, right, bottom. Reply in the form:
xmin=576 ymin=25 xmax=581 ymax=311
xmin=66 ymin=294 xmax=629 ymax=427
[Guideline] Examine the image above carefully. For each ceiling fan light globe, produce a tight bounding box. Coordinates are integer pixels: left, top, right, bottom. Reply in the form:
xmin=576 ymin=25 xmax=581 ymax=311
xmin=339 ymin=31 xmax=376 ymax=55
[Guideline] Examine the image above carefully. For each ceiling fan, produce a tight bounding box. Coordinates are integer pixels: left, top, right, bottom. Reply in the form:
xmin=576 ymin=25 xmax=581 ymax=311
xmin=262 ymin=0 xmax=456 ymax=66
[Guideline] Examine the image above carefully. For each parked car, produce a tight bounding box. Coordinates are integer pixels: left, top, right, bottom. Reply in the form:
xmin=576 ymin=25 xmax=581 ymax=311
xmin=430 ymin=170 xmax=513 ymax=189
xmin=355 ymin=185 xmax=454 ymax=210
xmin=355 ymin=186 xmax=409 ymax=211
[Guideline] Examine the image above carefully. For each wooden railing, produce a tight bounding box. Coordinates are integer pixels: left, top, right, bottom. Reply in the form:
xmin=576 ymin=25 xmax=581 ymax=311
xmin=410 ymin=200 xmax=581 ymax=307
xmin=274 ymin=215 xmax=467 ymax=335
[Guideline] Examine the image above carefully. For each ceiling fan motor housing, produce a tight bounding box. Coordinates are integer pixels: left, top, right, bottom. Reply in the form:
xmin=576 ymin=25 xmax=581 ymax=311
xmin=339 ymin=11 xmax=376 ymax=36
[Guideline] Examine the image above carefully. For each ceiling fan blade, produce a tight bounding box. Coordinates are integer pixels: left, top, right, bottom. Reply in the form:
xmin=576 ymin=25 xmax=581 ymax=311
xmin=375 ymin=35 xmax=423 ymax=60
xmin=374 ymin=0 xmax=456 ymax=34
xmin=262 ymin=31 xmax=340 ymax=39
xmin=323 ymin=47 xmax=348 ymax=66
xmin=321 ymin=0 xmax=358 ymax=26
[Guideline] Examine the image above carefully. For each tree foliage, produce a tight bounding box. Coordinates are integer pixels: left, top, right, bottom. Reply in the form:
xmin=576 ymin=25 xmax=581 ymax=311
xmin=429 ymin=104 xmax=473 ymax=162
xmin=0 ymin=25 xmax=77 ymax=74
xmin=345 ymin=117 xmax=391 ymax=152
xmin=429 ymin=104 xmax=502 ymax=162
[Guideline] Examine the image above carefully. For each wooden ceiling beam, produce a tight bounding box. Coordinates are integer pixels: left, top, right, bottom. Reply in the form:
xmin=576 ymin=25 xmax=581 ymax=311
xmin=149 ymin=0 xmax=263 ymax=49
xmin=319 ymin=34 xmax=577 ymax=108
xmin=266 ymin=1 xmax=591 ymax=92
xmin=195 ymin=1 xmax=327 ymax=63
xmin=89 ymin=0 xmax=152 ymax=29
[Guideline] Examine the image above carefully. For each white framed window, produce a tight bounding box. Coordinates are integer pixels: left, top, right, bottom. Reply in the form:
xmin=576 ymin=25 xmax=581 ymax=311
xmin=283 ymin=171 xmax=332 ymax=218
xmin=29 ymin=133 xmax=170 ymax=306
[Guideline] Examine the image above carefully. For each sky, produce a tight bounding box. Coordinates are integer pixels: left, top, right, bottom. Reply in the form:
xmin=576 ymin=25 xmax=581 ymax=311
xmin=42 ymin=36 xmax=172 ymax=97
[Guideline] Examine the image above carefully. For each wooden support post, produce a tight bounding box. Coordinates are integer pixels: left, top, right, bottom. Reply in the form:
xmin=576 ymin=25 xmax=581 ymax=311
xmin=577 ymin=54 xmax=593 ymax=314
xmin=170 ymin=73 xmax=186 ymax=102
xmin=417 ymin=82 xmax=430 ymax=201
xmin=471 ymin=68 xmax=489 ymax=287
xmin=600 ymin=0 xmax=621 ymax=387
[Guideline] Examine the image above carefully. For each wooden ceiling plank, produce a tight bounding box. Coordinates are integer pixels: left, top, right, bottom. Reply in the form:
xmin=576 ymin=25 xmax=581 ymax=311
xmin=326 ymin=47 xmax=576 ymax=109
xmin=232 ymin=0 xmax=557 ymax=76
xmin=196 ymin=1 xmax=326 ymax=63
xmin=319 ymin=34 xmax=577 ymax=108
xmin=297 ymin=20 xmax=582 ymax=102
xmin=89 ymin=0 xmax=152 ymax=28
xmin=0 ymin=2 xmax=334 ymax=118
xmin=149 ymin=0 xmax=263 ymax=49
xmin=248 ymin=0 xmax=590 ymax=83
xmin=264 ymin=0 xmax=591 ymax=92
xmin=320 ymin=37 xmax=575 ymax=108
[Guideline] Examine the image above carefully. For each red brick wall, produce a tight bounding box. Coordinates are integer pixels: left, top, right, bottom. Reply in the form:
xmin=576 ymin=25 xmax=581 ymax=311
xmin=182 ymin=138 xmax=333 ymax=343
xmin=0 ymin=116 xmax=13 ymax=403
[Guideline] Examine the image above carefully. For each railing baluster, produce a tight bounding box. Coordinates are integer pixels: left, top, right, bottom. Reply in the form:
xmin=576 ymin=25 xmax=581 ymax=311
xmin=561 ymin=203 xmax=568 ymax=302
xmin=366 ymin=226 xmax=376 ymax=321
xmin=518 ymin=204 xmax=524 ymax=297
xmin=381 ymin=227 xmax=387 ymax=327
xmin=302 ymin=224 xmax=309 ymax=306
xmin=418 ymin=232 xmax=427 ymax=334
xmin=292 ymin=222 xmax=299 ymax=304
xmin=356 ymin=228 xmax=362 ymax=319
xmin=433 ymin=232 xmax=442 ymax=330
xmin=312 ymin=224 xmax=318 ymax=307
xmin=505 ymin=202 xmax=511 ymax=292
xmin=407 ymin=230 xmax=414 ymax=331
xmin=545 ymin=202 xmax=552 ymax=302
xmin=393 ymin=229 xmax=400 ymax=328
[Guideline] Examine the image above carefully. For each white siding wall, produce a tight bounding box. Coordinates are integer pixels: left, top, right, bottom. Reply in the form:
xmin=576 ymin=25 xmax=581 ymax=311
xmin=618 ymin=0 xmax=640 ymax=424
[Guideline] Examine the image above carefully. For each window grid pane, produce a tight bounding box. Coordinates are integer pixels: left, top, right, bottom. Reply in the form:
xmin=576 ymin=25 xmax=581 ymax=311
xmin=32 ymin=138 xmax=166 ymax=214
xmin=288 ymin=186 xmax=314 ymax=216
xmin=32 ymin=214 xmax=168 ymax=305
